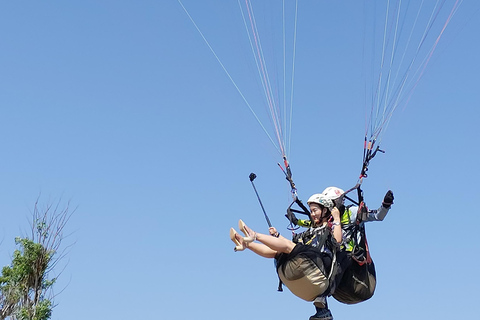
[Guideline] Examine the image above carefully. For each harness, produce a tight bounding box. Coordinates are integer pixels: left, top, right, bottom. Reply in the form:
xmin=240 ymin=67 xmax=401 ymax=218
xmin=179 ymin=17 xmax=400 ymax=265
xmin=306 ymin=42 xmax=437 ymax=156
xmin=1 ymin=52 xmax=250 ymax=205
xmin=339 ymin=140 xmax=384 ymax=264
xmin=341 ymin=215 xmax=371 ymax=264
xmin=276 ymin=224 xmax=339 ymax=294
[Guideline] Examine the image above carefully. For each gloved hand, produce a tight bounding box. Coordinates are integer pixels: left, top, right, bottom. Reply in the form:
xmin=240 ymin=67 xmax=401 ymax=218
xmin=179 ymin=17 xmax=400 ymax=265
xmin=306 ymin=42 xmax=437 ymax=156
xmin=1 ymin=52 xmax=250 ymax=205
xmin=382 ymin=190 xmax=394 ymax=208
xmin=333 ymin=197 xmax=344 ymax=210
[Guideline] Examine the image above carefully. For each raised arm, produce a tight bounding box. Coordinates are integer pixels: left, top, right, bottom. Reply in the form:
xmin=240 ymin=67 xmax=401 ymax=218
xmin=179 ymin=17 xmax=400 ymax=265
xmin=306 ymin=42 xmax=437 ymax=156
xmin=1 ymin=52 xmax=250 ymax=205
xmin=372 ymin=190 xmax=394 ymax=221
xmin=331 ymin=207 xmax=343 ymax=243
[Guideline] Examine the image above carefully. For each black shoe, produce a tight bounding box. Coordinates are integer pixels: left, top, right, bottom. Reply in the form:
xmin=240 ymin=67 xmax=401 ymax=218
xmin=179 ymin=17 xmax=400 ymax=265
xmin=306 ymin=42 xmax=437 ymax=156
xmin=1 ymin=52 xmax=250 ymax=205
xmin=309 ymin=307 xmax=333 ymax=320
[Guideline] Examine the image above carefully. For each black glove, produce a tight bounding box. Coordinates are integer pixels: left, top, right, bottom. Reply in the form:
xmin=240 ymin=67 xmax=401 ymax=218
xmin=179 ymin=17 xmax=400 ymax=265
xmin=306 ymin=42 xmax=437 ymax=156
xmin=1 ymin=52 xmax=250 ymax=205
xmin=285 ymin=209 xmax=298 ymax=225
xmin=382 ymin=190 xmax=394 ymax=208
xmin=333 ymin=197 xmax=344 ymax=209
xmin=334 ymin=200 xmax=346 ymax=216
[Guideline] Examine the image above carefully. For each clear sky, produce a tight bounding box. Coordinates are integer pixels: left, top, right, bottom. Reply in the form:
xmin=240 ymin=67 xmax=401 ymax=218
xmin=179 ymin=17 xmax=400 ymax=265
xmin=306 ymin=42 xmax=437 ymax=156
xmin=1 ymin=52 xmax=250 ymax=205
xmin=0 ymin=1 xmax=479 ymax=320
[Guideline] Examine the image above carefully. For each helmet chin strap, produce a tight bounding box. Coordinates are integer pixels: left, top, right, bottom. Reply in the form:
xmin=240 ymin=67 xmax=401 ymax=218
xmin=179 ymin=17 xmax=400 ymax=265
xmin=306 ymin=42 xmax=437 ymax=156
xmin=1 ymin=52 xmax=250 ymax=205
xmin=316 ymin=208 xmax=330 ymax=224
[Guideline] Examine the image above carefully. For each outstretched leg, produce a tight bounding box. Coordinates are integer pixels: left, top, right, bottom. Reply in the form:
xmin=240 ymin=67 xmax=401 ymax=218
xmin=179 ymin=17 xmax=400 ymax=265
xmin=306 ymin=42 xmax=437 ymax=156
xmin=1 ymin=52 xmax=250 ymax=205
xmin=239 ymin=220 xmax=296 ymax=254
xmin=230 ymin=227 xmax=278 ymax=258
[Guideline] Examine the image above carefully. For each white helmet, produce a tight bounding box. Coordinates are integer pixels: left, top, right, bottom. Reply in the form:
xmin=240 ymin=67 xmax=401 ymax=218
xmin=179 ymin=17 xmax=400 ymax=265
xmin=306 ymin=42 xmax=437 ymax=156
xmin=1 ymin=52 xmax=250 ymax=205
xmin=307 ymin=193 xmax=334 ymax=209
xmin=322 ymin=186 xmax=344 ymax=200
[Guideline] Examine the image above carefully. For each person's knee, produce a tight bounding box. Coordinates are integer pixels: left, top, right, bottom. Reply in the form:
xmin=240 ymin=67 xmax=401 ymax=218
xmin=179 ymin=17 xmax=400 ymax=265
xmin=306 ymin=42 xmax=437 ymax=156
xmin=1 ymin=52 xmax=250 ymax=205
xmin=284 ymin=241 xmax=296 ymax=254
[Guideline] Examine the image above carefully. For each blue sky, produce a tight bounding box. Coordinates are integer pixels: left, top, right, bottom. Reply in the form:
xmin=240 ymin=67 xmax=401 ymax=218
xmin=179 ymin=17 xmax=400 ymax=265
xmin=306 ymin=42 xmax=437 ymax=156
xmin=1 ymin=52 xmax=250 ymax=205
xmin=0 ymin=1 xmax=479 ymax=319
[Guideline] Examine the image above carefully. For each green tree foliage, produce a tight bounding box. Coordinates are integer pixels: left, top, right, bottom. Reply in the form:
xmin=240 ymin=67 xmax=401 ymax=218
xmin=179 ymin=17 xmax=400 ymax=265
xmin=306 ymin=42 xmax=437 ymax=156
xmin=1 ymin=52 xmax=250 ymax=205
xmin=0 ymin=199 xmax=73 ymax=320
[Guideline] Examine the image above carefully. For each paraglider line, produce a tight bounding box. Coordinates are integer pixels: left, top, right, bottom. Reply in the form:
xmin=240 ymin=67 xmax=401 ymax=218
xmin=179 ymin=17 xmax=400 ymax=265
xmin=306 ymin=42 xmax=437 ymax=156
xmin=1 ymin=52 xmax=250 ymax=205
xmin=178 ymin=0 xmax=282 ymax=155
